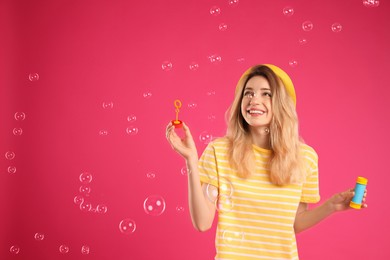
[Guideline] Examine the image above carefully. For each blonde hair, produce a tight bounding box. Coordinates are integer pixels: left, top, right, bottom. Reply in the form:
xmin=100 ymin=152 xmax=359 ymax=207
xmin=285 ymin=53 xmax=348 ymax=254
xmin=226 ymin=65 xmax=305 ymax=185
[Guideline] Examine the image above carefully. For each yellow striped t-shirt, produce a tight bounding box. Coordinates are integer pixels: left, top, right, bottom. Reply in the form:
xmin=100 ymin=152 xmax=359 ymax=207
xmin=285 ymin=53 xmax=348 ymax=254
xmin=198 ymin=137 xmax=320 ymax=260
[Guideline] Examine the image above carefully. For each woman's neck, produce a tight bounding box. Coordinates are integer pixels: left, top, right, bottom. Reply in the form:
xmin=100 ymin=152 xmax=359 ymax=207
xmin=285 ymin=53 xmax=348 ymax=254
xmin=250 ymin=127 xmax=271 ymax=150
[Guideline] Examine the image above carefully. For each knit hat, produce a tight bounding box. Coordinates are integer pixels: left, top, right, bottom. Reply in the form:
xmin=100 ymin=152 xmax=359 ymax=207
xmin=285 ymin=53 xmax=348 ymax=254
xmin=235 ymin=64 xmax=296 ymax=106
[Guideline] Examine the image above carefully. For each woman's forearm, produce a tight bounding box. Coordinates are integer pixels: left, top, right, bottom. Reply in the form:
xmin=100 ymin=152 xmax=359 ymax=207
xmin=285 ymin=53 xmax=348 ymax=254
xmin=294 ymin=201 xmax=335 ymax=234
xmin=186 ymin=157 xmax=215 ymax=232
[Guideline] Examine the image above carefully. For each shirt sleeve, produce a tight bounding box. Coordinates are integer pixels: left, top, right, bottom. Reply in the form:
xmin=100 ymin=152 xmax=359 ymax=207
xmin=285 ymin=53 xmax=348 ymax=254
xmin=300 ymin=146 xmax=321 ymax=203
xmin=198 ymin=142 xmax=219 ymax=188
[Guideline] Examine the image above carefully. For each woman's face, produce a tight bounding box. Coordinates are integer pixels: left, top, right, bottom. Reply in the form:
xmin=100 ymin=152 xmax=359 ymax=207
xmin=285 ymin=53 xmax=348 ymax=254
xmin=240 ymin=75 xmax=273 ymax=129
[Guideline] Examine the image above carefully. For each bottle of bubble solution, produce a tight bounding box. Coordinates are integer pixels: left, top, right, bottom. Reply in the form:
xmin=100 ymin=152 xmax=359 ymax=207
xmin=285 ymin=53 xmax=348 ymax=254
xmin=349 ymin=177 xmax=368 ymax=210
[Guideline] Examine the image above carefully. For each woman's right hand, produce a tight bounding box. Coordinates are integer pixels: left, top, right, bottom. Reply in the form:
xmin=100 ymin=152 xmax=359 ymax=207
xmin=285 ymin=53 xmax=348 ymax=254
xmin=166 ymin=122 xmax=198 ymax=161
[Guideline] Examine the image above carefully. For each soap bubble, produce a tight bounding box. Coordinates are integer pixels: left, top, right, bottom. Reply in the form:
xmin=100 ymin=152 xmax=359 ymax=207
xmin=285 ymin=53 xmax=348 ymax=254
xmin=80 ymin=201 xmax=92 ymax=212
xmin=299 ymin=38 xmax=308 ymax=45
xmin=59 ymin=245 xmax=69 ymax=254
xmin=216 ymin=195 xmax=234 ymax=213
xmin=81 ymin=245 xmax=90 ymax=255
xmin=162 ymin=61 xmax=173 ymax=71
xmin=199 ymin=131 xmax=213 ymax=144
xmin=13 ymin=128 xmax=23 ymax=136
xmin=14 ymin=112 xmax=26 ymax=121
xmin=127 ymin=114 xmax=137 ymax=123
xmin=208 ymin=54 xmax=222 ymax=64
xmin=143 ymin=91 xmax=152 ymax=99
xmin=96 ymin=204 xmax=108 ymax=214
xmin=282 ymin=6 xmax=294 ymax=17
xmin=29 ymin=73 xmax=39 ymax=81
xmin=10 ymin=245 xmax=20 ymax=254
xmin=363 ymin=0 xmax=379 ymax=7
xmin=187 ymin=102 xmax=197 ymax=109
xmin=146 ymin=172 xmax=156 ymax=179
xmin=210 ymin=6 xmax=221 ymax=16
xmin=218 ymin=23 xmax=228 ymax=31
xmin=79 ymin=185 xmax=91 ymax=196
xmin=79 ymin=172 xmax=93 ymax=184
xmin=176 ymin=206 xmax=185 ymax=213
xmin=206 ymin=183 xmax=219 ymax=203
xmin=126 ymin=126 xmax=139 ymax=135
xmin=237 ymin=57 xmax=245 ymax=62
xmin=74 ymin=195 xmax=84 ymax=205
xmin=8 ymin=166 xmax=16 ymax=174
xmin=5 ymin=151 xmax=15 ymax=160
xmin=331 ymin=23 xmax=342 ymax=32
xmin=223 ymin=228 xmax=244 ymax=246
xmin=206 ymin=90 xmax=216 ymax=96
xmin=102 ymin=102 xmax=114 ymax=109
xmin=208 ymin=114 xmax=216 ymax=122
xmin=189 ymin=62 xmax=199 ymax=71
xmin=119 ymin=218 xmax=136 ymax=234
xmin=143 ymin=195 xmax=166 ymax=216
xmin=99 ymin=130 xmax=108 ymax=136
xmin=34 ymin=232 xmax=45 ymax=241
xmin=181 ymin=166 xmax=189 ymax=176
xmin=228 ymin=0 xmax=239 ymax=6
xmin=302 ymin=21 xmax=313 ymax=32
xmin=289 ymin=60 xmax=298 ymax=68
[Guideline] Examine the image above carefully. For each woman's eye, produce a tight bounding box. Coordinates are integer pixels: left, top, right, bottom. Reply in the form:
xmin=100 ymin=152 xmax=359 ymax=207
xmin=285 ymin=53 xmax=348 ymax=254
xmin=264 ymin=92 xmax=272 ymax=97
xmin=244 ymin=91 xmax=254 ymax=97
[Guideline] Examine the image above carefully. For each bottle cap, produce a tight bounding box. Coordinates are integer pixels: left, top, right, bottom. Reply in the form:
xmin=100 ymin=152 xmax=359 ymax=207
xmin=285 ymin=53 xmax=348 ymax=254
xmin=350 ymin=201 xmax=362 ymax=209
xmin=356 ymin=177 xmax=368 ymax=185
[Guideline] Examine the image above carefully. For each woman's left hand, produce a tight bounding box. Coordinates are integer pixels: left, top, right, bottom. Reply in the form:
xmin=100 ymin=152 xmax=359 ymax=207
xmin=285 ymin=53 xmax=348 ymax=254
xmin=327 ymin=188 xmax=368 ymax=212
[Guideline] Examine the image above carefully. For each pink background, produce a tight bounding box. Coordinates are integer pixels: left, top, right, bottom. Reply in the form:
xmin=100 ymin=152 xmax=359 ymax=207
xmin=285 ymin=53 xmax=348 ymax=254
xmin=1 ymin=0 xmax=389 ymax=259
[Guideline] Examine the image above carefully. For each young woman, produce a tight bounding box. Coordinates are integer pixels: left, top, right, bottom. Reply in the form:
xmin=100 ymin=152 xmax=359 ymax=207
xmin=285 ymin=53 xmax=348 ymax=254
xmin=166 ymin=64 xmax=367 ymax=259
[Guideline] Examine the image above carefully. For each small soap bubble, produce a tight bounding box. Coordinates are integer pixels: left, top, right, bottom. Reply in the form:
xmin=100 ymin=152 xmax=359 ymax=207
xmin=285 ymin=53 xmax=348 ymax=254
xmin=127 ymin=115 xmax=137 ymax=123
xmin=223 ymin=228 xmax=244 ymax=246
xmin=206 ymin=90 xmax=216 ymax=96
xmin=119 ymin=218 xmax=136 ymax=234
xmin=187 ymin=102 xmax=197 ymax=109
xmin=299 ymin=38 xmax=308 ymax=45
xmin=79 ymin=185 xmax=91 ymax=196
xmin=282 ymin=6 xmax=294 ymax=17
xmin=189 ymin=62 xmax=199 ymax=71
xmin=146 ymin=172 xmax=156 ymax=179
xmin=302 ymin=21 xmax=314 ymax=32
xmin=81 ymin=245 xmax=90 ymax=255
xmin=5 ymin=151 xmax=15 ymax=160
xmin=162 ymin=61 xmax=173 ymax=71
xmin=210 ymin=6 xmax=221 ymax=16
xmin=126 ymin=126 xmax=139 ymax=135
xmin=228 ymin=0 xmax=239 ymax=6
xmin=208 ymin=54 xmax=222 ymax=64
xmin=96 ymin=204 xmax=108 ymax=214
xmin=199 ymin=131 xmax=213 ymax=144
xmin=237 ymin=57 xmax=245 ymax=62
xmin=289 ymin=60 xmax=298 ymax=68
xmin=143 ymin=91 xmax=152 ymax=99
xmin=180 ymin=166 xmax=189 ymax=176
xmin=8 ymin=166 xmax=17 ymax=174
xmin=143 ymin=195 xmax=166 ymax=216
xmin=216 ymin=195 xmax=234 ymax=213
xmin=80 ymin=201 xmax=92 ymax=212
xmin=102 ymin=102 xmax=114 ymax=109
xmin=208 ymin=114 xmax=216 ymax=122
xmin=331 ymin=23 xmax=342 ymax=32
xmin=34 ymin=232 xmax=45 ymax=241
xmin=218 ymin=23 xmax=228 ymax=31
xmin=74 ymin=195 xmax=84 ymax=205
xmin=13 ymin=128 xmax=23 ymax=136
xmin=10 ymin=245 xmax=20 ymax=254
xmin=14 ymin=112 xmax=26 ymax=121
xmin=99 ymin=130 xmax=108 ymax=136
xmin=29 ymin=73 xmax=39 ymax=81
xmin=206 ymin=183 xmax=219 ymax=203
xmin=59 ymin=245 xmax=69 ymax=254
xmin=79 ymin=172 xmax=93 ymax=184
xmin=363 ymin=0 xmax=379 ymax=7
xmin=176 ymin=206 xmax=185 ymax=213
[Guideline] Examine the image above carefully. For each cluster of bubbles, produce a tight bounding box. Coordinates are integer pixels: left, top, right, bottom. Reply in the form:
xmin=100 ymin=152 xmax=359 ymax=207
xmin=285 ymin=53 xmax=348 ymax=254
xmin=58 ymin=245 xmax=90 ymax=255
xmin=363 ymin=0 xmax=379 ymax=7
xmin=126 ymin=114 xmax=139 ymax=136
xmin=74 ymin=172 xmax=108 ymax=214
xmin=5 ymin=151 xmax=16 ymax=174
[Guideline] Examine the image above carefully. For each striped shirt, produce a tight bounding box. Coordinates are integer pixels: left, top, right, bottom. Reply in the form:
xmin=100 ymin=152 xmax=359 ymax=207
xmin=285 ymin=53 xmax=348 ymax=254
xmin=198 ymin=138 xmax=320 ymax=260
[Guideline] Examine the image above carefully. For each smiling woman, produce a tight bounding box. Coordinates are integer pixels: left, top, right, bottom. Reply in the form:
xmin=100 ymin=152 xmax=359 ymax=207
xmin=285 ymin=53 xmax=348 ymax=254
xmin=166 ymin=64 xmax=368 ymax=260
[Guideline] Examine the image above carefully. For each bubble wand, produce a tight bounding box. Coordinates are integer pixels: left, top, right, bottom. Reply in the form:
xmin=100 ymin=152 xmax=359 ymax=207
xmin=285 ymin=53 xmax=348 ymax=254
xmin=171 ymin=99 xmax=183 ymax=128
